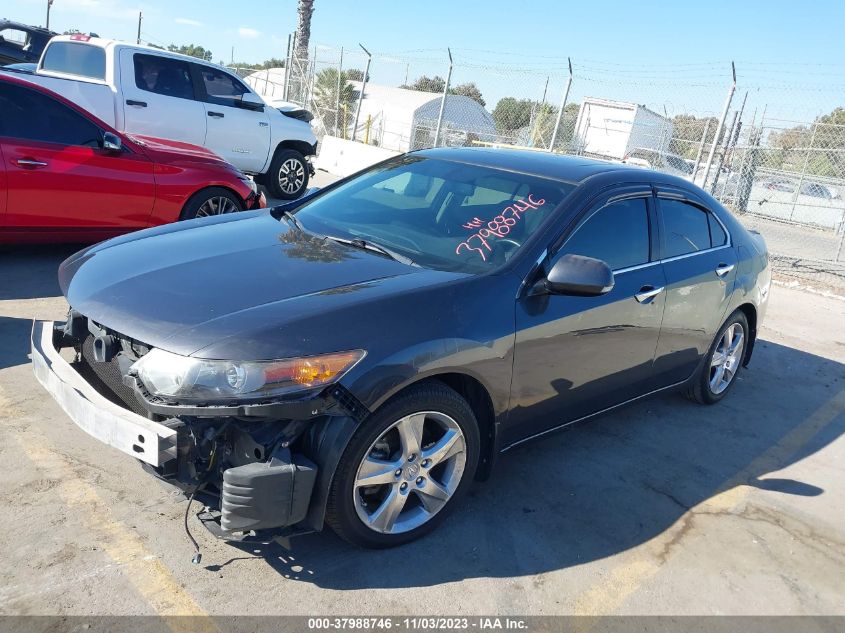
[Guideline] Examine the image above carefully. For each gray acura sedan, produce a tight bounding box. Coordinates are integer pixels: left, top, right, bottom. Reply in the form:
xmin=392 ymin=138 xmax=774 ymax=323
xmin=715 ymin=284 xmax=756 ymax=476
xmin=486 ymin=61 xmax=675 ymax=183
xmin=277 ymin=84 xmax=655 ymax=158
xmin=32 ymin=148 xmax=770 ymax=551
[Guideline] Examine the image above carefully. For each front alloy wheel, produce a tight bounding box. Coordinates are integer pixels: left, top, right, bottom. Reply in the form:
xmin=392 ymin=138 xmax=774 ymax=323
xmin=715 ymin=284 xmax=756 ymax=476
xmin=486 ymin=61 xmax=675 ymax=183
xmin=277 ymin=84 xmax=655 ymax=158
xmin=278 ymin=157 xmax=306 ymax=196
xmin=326 ymin=381 xmax=480 ymax=548
xmin=353 ymin=411 xmax=467 ymax=534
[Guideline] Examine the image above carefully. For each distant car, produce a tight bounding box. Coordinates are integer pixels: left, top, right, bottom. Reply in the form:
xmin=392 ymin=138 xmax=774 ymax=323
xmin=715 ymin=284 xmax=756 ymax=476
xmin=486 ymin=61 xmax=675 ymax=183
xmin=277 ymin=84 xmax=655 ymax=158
xmin=2 ymin=62 xmax=36 ymax=73
xmin=623 ymin=148 xmax=694 ymax=178
xmin=762 ymin=178 xmax=795 ymax=193
xmin=0 ymin=20 xmax=55 ymax=65
xmin=800 ymin=182 xmax=839 ymax=200
xmin=0 ymin=73 xmax=265 ymax=243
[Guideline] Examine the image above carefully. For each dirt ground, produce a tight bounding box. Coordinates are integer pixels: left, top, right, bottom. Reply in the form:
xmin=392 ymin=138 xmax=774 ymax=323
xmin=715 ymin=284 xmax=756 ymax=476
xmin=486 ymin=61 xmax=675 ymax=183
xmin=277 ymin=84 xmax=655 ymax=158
xmin=0 ymin=197 xmax=843 ymax=616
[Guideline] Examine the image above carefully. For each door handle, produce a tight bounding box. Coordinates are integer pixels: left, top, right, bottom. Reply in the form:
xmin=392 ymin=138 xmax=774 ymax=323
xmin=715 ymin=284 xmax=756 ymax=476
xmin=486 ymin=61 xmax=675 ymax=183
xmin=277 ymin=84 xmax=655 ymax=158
xmin=208 ymin=111 xmax=224 ymax=118
xmin=715 ymin=263 xmax=735 ymax=278
xmin=634 ymin=285 xmax=664 ymax=303
xmin=14 ymin=158 xmax=48 ymax=169
xmin=126 ymin=99 xmax=147 ymax=107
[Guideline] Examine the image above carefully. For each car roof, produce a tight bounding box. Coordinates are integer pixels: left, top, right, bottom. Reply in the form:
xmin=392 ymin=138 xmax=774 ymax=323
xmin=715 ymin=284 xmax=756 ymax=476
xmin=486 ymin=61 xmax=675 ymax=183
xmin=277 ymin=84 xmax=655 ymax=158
xmin=414 ymin=147 xmax=633 ymax=184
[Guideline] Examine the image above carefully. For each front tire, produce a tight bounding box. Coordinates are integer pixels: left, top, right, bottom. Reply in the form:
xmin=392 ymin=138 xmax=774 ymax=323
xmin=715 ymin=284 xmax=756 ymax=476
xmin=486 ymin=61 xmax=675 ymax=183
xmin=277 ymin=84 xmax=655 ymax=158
xmin=326 ymin=381 xmax=480 ymax=548
xmin=266 ymin=149 xmax=309 ymax=200
xmin=179 ymin=187 xmax=243 ymax=221
xmin=685 ymin=310 xmax=749 ymax=404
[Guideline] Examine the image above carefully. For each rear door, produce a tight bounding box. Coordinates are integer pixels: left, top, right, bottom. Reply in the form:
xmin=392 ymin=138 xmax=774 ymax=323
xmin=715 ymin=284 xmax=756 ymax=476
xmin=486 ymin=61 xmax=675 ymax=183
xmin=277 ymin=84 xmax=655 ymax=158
xmin=192 ymin=63 xmax=270 ymax=173
xmin=119 ymin=49 xmax=206 ymax=146
xmin=0 ymin=81 xmax=155 ymax=236
xmin=651 ymin=189 xmax=737 ymax=387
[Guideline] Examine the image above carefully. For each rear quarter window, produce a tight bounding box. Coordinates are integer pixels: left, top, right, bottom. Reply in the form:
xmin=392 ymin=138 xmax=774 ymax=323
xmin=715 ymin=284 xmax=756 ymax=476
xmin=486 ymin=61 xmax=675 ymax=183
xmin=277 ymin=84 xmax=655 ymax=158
xmin=41 ymin=42 xmax=106 ymax=80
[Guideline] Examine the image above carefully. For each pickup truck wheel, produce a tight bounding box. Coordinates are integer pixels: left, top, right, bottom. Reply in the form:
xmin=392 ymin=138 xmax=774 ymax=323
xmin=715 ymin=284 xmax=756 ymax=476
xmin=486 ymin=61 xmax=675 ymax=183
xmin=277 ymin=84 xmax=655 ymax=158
xmin=267 ymin=149 xmax=309 ymax=200
xmin=326 ymin=381 xmax=480 ymax=548
xmin=180 ymin=187 xmax=243 ymax=221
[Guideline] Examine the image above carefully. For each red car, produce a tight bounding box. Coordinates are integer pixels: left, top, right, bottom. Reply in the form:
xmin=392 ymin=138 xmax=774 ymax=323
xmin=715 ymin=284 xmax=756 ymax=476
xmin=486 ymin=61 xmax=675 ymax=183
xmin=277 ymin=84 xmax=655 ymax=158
xmin=0 ymin=73 xmax=265 ymax=243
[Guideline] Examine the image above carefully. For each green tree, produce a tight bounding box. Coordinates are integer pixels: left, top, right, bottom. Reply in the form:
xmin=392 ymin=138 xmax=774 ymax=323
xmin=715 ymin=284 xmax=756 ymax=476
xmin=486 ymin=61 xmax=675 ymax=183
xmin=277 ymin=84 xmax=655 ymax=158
xmin=346 ymin=68 xmax=370 ymax=82
xmin=312 ymin=68 xmax=355 ymax=134
xmin=402 ymin=75 xmax=446 ymax=93
xmin=231 ymin=58 xmax=286 ymax=70
xmin=492 ymin=97 xmax=533 ymax=134
xmin=451 ymin=82 xmax=485 ymax=107
xmin=166 ymin=44 xmax=212 ymax=61
xmin=669 ymin=114 xmax=721 ymax=159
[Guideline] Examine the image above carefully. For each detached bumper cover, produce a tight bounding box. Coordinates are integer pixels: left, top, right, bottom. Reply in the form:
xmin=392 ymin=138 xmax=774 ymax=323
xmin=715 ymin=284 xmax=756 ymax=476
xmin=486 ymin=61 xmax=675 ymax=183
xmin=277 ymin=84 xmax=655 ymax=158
xmin=30 ymin=320 xmax=178 ymax=469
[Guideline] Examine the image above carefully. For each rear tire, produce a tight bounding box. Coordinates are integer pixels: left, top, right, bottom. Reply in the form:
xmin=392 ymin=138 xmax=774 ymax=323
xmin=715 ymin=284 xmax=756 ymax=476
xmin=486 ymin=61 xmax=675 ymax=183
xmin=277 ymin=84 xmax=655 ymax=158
xmin=179 ymin=187 xmax=243 ymax=221
xmin=326 ymin=381 xmax=480 ymax=548
xmin=684 ymin=310 xmax=749 ymax=405
xmin=266 ymin=149 xmax=309 ymax=200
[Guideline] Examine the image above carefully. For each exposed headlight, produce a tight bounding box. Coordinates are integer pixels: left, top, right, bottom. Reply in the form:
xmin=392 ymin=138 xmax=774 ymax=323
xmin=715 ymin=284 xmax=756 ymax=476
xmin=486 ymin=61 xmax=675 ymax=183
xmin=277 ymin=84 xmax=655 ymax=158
xmin=131 ymin=348 xmax=365 ymax=403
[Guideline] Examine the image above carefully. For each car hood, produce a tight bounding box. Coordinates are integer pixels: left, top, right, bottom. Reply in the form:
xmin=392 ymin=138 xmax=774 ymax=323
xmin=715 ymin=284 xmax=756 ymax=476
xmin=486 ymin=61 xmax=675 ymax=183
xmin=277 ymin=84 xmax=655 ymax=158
xmin=59 ymin=211 xmax=446 ymax=356
xmin=126 ymin=134 xmax=232 ymax=167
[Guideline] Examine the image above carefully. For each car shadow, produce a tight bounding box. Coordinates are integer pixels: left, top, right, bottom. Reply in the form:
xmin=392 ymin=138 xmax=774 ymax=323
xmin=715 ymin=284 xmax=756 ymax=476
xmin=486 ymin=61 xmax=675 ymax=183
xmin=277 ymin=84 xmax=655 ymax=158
xmin=0 ymin=316 xmax=36 ymax=371
xmin=216 ymin=339 xmax=844 ymax=587
xmin=0 ymin=243 xmax=84 ymax=300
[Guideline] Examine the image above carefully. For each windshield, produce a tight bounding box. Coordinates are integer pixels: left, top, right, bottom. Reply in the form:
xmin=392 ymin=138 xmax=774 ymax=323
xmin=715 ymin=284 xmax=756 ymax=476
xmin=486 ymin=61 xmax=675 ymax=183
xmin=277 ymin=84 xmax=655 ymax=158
xmin=293 ymin=156 xmax=574 ymax=273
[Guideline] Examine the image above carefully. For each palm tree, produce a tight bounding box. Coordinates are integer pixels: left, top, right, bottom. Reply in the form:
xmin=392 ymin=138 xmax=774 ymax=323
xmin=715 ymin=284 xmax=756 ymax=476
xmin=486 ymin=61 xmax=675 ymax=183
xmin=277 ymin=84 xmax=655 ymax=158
xmin=312 ymin=68 xmax=355 ymax=135
xmin=289 ymin=0 xmax=315 ymax=103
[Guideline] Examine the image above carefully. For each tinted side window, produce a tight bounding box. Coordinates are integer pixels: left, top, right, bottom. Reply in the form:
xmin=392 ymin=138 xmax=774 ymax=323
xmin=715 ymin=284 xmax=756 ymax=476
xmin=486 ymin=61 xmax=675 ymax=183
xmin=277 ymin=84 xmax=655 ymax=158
xmin=661 ymin=199 xmax=713 ymax=257
xmin=134 ymin=54 xmax=194 ymax=100
xmin=563 ymin=198 xmax=651 ymax=270
xmin=709 ymin=214 xmax=727 ymax=247
xmin=0 ymin=82 xmax=101 ymax=146
xmin=197 ymin=66 xmax=249 ymax=106
xmin=41 ymin=42 xmax=106 ymax=79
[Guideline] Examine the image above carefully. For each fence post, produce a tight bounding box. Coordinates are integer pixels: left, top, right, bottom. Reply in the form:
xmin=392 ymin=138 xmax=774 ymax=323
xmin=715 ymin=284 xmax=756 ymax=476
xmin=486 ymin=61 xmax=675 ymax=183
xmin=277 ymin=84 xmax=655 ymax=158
xmin=548 ymin=58 xmax=573 ymax=152
xmin=283 ymin=32 xmax=294 ymax=101
xmin=789 ymin=122 xmax=817 ymax=221
xmin=351 ymin=43 xmax=371 ymax=142
xmin=702 ymin=62 xmax=736 ymax=192
xmin=334 ymin=47 xmax=344 ymax=136
xmin=711 ymin=110 xmax=738 ymax=196
xmin=433 ymin=48 xmax=453 ymax=148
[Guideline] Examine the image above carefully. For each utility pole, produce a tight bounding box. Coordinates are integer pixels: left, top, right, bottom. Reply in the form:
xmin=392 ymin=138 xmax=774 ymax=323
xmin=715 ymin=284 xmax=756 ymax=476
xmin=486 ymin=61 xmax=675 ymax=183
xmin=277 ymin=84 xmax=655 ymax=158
xmin=46 ymin=0 xmax=54 ymax=30
xmin=351 ymin=43 xmax=372 ymax=142
xmin=701 ymin=61 xmax=736 ymax=192
xmin=548 ymin=58 xmax=573 ymax=152
xmin=136 ymin=11 xmax=142 ymax=45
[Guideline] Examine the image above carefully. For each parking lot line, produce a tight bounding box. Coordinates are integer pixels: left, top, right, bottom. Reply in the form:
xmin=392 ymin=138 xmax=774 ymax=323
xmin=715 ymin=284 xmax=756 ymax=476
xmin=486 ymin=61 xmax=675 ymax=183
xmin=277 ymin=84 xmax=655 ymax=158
xmin=571 ymin=384 xmax=845 ymax=615
xmin=0 ymin=386 xmax=216 ymax=630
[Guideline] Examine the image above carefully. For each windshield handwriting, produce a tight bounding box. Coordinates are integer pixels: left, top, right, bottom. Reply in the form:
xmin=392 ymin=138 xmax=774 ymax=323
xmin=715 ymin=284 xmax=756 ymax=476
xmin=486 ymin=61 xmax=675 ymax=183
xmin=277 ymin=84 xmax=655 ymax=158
xmin=455 ymin=194 xmax=546 ymax=262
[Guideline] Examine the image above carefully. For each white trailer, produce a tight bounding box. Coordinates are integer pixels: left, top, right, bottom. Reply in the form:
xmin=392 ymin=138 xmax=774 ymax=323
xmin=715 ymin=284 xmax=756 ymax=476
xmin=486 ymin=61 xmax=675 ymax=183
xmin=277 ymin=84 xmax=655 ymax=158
xmin=572 ymin=97 xmax=673 ymax=160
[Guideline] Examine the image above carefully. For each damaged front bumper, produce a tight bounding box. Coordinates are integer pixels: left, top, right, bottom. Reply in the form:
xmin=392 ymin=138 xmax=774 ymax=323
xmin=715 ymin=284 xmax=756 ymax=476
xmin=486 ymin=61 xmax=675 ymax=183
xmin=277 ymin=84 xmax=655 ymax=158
xmin=30 ymin=319 xmax=361 ymax=539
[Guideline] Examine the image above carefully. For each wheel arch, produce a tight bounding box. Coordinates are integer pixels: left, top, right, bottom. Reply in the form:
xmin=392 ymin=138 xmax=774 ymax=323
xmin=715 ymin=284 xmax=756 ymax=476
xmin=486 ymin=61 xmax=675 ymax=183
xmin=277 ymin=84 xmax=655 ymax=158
xmin=272 ymin=139 xmax=317 ymax=160
xmin=736 ymin=302 xmax=757 ymax=366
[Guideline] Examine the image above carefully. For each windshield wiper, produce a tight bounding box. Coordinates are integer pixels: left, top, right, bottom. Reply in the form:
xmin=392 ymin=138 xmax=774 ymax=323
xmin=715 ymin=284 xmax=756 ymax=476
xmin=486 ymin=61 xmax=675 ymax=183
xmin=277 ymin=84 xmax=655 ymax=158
xmin=324 ymin=235 xmax=417 ymax=266
xmin=279 ymin=209 xmax=304 ymax=232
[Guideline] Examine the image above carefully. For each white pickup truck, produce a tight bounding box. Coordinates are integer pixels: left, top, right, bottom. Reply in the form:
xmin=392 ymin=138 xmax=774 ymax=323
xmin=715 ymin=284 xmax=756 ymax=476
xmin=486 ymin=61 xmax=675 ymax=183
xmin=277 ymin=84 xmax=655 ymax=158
xmin=17 ymin=34 xmax=318 ymax=199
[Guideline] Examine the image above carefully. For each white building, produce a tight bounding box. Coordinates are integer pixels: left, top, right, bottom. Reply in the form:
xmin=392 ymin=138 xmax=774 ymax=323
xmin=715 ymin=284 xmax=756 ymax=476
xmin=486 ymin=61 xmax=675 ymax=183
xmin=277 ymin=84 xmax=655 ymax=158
xmin=572 ymin=97 xmax=674 ymax=160
xmin=345 ymin=82 xmax=497 ymax=152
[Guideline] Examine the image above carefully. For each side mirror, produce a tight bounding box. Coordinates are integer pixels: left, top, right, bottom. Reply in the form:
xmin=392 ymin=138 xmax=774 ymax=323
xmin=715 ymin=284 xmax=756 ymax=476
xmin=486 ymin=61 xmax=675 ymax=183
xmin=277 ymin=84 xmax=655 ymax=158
xmin=544 ymin=254 xmax=614 ymax=296
xmin=238 ymin=92 xmax=265 ymax=112
xmin=102 ymin=132 xmax=122 ymax=153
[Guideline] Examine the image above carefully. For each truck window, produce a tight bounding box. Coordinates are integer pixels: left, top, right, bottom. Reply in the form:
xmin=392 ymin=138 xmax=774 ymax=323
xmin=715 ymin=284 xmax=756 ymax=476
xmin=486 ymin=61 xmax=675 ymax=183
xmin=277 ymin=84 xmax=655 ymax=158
xmin=134 ymin=54 xmax=194 ymax=100
xmin=196 ymin=65 xmax=249 ymax=107
xmin=41 ymin=42 xmax=106 ymax=80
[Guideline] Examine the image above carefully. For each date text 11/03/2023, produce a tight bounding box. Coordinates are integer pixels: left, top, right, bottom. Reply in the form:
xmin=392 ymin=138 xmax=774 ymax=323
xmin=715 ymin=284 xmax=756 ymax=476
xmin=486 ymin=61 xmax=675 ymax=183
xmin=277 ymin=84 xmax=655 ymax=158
xmin=455 ymin=194 xmax=547 ymax=262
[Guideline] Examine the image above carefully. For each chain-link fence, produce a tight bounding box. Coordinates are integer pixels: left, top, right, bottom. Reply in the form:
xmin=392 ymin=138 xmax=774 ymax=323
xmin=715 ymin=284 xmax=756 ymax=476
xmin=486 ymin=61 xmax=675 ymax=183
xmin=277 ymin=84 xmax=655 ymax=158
xmin=229 ymin=46 xmax=845 ymax=293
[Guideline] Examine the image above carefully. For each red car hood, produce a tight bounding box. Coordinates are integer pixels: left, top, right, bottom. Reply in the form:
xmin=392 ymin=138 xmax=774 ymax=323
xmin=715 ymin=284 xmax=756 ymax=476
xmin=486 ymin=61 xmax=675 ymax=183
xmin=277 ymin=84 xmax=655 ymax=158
xmin=126 ymin=134 xmax=231 ymax=167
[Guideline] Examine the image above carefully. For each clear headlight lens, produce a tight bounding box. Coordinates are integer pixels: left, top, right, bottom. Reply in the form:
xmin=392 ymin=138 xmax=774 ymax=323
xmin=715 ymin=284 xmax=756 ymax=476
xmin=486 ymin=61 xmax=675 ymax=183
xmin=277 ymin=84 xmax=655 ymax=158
xmin=131 ymin=348 xmax=365 ymax=403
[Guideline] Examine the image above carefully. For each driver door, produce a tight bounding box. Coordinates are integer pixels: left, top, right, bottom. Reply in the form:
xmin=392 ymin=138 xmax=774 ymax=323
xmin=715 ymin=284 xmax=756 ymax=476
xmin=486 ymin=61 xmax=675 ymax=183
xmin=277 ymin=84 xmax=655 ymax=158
xmin=506 ymin=188 xmax=667 ymax=445
xmin=1 ymin=81 xmax=155 ymax=236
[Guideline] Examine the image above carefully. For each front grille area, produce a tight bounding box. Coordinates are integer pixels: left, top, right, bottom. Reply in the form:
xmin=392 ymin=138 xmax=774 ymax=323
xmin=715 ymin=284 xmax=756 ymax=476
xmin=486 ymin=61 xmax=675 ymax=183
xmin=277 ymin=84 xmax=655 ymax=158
xmin=75 ymin=334 xmax=150 ymax=417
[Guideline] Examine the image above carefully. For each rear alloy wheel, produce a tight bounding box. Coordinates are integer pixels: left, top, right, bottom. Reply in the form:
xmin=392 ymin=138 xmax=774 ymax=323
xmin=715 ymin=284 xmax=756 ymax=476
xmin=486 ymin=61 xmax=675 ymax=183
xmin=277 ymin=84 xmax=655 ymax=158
xmin=326 ymin=382 xmax=480 ymax=548
xmin=267 ymin=149 xmax=309 ymax=200
xmin=180 ymin=187 xmax=243 ymax=221
xmin=685 ymin=310 xmax=749 ymax=404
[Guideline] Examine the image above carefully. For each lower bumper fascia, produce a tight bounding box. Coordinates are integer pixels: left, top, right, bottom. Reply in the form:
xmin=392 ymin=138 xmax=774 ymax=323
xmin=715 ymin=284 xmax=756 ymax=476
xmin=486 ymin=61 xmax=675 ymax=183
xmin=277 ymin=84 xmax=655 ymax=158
xmin=30 ymin=320 xmax=178 ymax=470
